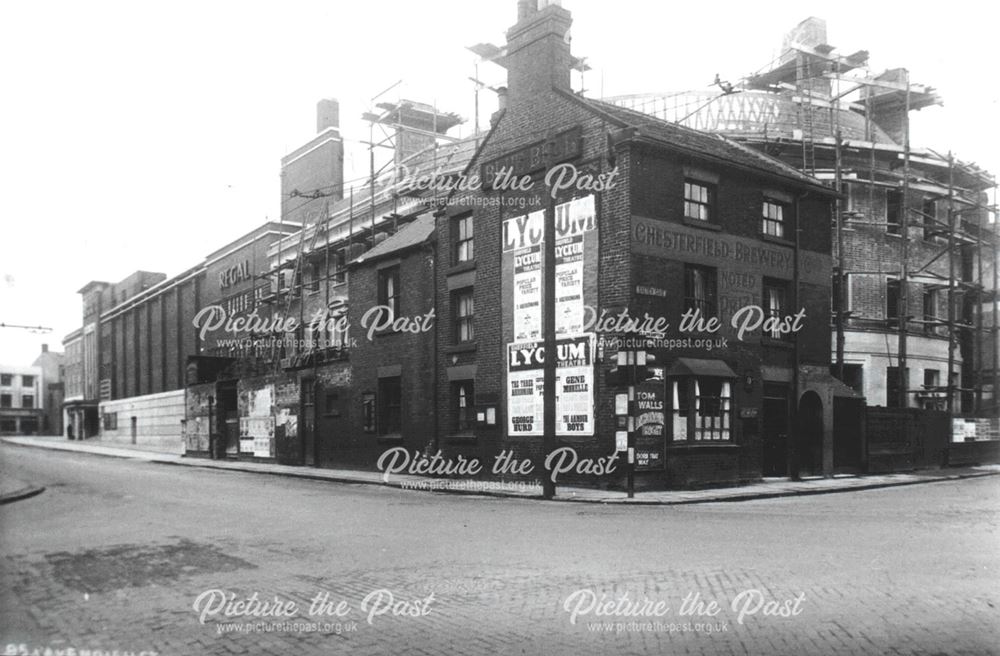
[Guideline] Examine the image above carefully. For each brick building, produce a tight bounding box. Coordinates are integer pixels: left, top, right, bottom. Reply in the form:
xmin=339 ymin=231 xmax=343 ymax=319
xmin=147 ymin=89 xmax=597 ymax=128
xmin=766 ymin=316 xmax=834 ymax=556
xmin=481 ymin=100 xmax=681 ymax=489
xmin=172 ymin=0 xmax=861 ymax=488
xmin=425 ymin=0 xmax=852 ymax=487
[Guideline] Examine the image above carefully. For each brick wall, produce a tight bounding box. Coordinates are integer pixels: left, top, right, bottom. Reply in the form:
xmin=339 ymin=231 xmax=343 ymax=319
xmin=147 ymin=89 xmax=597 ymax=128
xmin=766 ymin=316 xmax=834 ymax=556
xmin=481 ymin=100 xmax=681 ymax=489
xmin=343 ymin=244 xmax=436 ymax=468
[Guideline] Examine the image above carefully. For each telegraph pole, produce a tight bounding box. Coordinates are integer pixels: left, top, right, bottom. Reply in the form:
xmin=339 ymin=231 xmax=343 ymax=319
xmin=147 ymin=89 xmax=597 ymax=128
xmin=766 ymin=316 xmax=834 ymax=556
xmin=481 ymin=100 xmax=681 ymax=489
xmin=542 ymin=189 xmax=557 ymax=499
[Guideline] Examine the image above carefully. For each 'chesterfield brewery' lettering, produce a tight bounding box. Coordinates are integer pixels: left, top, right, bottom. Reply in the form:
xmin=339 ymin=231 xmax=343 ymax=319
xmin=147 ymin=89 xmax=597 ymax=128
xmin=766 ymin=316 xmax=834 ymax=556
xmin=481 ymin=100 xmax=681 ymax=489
xmin=632 ymin=219 xmax=792 ymax=271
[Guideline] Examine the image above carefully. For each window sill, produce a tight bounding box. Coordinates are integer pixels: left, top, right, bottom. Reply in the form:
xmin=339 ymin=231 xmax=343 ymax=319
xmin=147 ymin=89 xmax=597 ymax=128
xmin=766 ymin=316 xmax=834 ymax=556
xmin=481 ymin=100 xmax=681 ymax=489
xmin=885 ymin=232 xmax=902 ymax=239
xmin=446 ymin=342 xmax=477 ymax=354
xmin=447 ymin=261 xmax=476 ymax=276
xmin=668 ymin=441 xmax=740 ymax=449
xmin=760 ymin=234 xmax=794 ymax=247
xmin=376 ymin=433 xmax=403 ymax=443
xmin=683 ymin=218 xmax=722 ymax=232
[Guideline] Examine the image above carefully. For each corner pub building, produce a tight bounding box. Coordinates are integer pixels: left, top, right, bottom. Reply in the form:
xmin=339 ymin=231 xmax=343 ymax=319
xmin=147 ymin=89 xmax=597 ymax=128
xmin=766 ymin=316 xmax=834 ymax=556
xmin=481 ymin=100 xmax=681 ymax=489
xmin=428 ymin=0 xmax=860 ymax=489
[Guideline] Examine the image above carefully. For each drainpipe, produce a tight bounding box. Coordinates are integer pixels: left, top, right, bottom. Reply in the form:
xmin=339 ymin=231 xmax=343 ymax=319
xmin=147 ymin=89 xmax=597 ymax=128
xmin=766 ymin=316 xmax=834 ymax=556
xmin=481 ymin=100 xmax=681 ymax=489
xmin=427 ymin=237 xmax=439 ymax=454
xmin=790 ymin=193 xmax=804 ymax=481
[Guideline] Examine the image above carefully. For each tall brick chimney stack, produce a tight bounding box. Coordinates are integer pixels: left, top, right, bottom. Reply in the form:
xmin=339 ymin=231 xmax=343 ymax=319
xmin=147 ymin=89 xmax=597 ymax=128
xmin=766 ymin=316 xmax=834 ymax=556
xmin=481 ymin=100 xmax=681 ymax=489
xmin=505 ymin=0 xmax=573 ymax=105
xmin=317 ymin=98 xmax=340 ymax=133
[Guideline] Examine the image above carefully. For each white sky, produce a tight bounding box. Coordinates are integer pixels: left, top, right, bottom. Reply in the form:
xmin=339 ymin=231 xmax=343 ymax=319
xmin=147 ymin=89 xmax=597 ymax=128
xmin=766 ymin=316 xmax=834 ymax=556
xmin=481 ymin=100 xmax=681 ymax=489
xmin=1 ymin=0 xmax=996 ymax=365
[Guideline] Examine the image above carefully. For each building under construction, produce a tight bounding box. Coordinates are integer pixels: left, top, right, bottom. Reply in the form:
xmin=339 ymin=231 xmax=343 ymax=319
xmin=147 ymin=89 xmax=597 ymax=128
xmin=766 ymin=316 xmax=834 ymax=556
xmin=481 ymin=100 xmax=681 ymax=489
xmin=608 ymin=18 xmax=998 ymax=423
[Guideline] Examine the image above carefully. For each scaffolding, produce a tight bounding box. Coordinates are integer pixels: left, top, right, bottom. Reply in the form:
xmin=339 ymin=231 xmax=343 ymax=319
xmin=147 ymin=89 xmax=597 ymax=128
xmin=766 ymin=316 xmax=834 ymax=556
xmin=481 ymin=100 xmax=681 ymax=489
xmin=231 ymin=90 xmax=473 ymax=376
xmin=606 ymin=17 xmax=999 ymax=418
xmin=742 ymin=22 xmax=998 ymax=417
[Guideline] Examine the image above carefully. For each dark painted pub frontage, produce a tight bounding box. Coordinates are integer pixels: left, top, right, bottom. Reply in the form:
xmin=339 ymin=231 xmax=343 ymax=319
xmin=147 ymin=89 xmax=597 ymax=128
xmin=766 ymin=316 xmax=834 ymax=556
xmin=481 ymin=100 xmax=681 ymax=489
xmin=178 ymin=0 xmax=865 ymax=490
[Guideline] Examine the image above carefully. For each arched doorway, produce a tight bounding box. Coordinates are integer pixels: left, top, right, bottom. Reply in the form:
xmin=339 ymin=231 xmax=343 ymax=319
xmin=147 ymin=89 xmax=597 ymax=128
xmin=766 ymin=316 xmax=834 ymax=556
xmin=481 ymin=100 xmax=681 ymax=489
xmin=797 ymin=391 xmax=824 ymax=477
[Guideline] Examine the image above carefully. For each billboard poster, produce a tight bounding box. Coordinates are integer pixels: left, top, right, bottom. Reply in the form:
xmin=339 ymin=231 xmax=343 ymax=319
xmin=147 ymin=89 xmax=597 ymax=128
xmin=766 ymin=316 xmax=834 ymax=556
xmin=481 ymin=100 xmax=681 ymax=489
xmin=634 ymin=379 xmax=666 ymax=471
xmin=555 ymin=235 xmax=584 ymax=335
xmin=507 ymin=334 xmax=595 ymax=437
xmin=513 ymin=245 xmax=542 ymax=341
xmin=505 ymin=210 xmax=545 ymax=341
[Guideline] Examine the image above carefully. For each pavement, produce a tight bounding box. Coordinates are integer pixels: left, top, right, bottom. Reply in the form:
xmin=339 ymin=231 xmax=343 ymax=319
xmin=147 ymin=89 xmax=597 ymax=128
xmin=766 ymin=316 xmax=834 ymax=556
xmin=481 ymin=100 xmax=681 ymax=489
xmin=3 ymin=444 xmax=999 ymax=656
xmin=0 ymin=472 xmax=44 ymax=505
xmin=4 ymin=434 xmax=999 ymax=505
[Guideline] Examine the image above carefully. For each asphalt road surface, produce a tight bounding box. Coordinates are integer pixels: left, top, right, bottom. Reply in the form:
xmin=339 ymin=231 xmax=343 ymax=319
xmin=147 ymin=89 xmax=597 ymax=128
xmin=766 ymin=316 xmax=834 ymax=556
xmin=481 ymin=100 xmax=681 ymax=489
xmin=1 ymin=443 xmax=998 ymax=655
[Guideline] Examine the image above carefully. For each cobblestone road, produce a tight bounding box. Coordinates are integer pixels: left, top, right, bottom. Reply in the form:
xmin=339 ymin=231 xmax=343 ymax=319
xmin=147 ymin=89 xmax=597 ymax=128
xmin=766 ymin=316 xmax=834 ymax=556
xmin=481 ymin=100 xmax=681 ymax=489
xmin=1 ymin=445 xmax=998 ymax=655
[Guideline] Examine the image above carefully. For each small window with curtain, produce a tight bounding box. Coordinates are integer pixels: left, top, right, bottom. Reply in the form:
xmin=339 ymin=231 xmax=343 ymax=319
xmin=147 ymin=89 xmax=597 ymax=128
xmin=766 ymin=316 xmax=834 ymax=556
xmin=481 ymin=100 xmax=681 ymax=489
xmin=453 ymin=288 xmax=474 ymax=343
xmin=377 ymin=267 xmax=400 ymax=320
xmin=763 ymin=279 xmax=790 ymax=340
xmin=684 ymin=264 xmax=717 ymax=317
xmin=453 ymin=214 xmax=474 ymax=264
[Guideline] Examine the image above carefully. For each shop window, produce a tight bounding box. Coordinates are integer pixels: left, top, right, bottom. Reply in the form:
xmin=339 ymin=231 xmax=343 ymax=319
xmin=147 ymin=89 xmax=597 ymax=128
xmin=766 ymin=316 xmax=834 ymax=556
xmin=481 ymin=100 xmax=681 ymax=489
xmin=22 ymin=394 xmax=34 ymax=409
xmin=377 ymin=377 xmax=401 ymax=436
xmin=684 ymin=180 xmax=714 ymax=222
xmin=452 ymin=380 xmax=474 ymax=433
xmin=453 ymin=288 xmax=475 ymax=343
xmin=763 ymin=279 xmax=790 ymax=340
xmin=453 ymin=214 xmax=474 ymax=264
xmin=762 ymin=199 xmax=786 ymax=237
xmin=684 ymin=264 xmax=717 ymax=317
xmin=671 ymin=377 xmax=732 ymax=442
xmin=378 ymin=267 xmax=400 ymax=320
xmin=0 ymin=419 xmax=16 ymax=433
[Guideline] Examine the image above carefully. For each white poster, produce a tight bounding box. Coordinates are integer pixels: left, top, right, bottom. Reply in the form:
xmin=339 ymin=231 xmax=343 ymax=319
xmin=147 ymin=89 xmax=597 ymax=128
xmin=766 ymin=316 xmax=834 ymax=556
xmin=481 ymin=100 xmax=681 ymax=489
xmin=507 ymin=334 xmax=595 ymax=437
xmin=240 ymin=415 xmax=275 ymax=457
xmin=513 ymin=245 xmax=542 ymax=341
xmin=555 ymin=235 xmax=584 ymax=335
xmin=556 ymin=336 xmax=593 ymax=435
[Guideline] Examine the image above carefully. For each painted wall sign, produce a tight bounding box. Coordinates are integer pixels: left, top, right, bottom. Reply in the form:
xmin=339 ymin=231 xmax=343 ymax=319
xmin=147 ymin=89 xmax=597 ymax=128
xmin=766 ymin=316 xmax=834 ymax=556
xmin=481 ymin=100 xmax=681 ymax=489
xmin=630 ymin=216 xmax=831 ymax=285
xmin=482 ymin=125 xmax=582 ymax=186
xmin=220 ymin=260 xmax=251 ymax=289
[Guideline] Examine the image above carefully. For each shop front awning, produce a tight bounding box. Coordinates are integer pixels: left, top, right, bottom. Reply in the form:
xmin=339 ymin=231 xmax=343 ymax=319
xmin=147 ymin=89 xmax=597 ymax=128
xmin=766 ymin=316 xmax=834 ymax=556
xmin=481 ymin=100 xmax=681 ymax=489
xmin=666 ymin=358 xmax=737 ymax=378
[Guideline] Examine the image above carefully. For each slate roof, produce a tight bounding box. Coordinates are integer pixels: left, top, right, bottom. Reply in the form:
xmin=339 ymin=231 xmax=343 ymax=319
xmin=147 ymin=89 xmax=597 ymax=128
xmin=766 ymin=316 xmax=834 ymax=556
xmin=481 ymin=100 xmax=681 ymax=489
xmin=350 ymin=212 xmax=435 ymax=266
xmin=575 ymin=94 xmax=834 ymax=193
